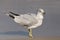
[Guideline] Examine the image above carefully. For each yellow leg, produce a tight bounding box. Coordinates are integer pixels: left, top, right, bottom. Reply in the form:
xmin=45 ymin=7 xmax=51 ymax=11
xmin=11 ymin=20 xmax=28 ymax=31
xmin=28 ymin=29 xmax=33 ymax=38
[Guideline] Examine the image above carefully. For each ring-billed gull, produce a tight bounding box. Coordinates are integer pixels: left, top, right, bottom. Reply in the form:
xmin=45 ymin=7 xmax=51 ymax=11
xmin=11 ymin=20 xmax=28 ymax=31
xmin=5 ymin=8 xmax=46 ymax=38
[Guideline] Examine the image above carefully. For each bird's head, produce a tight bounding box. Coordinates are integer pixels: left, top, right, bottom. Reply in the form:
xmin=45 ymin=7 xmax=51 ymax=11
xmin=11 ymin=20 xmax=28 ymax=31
xmin=38 ymin=8 xmax=46 ymax=15
xmin=37 ymin=8 xmax=46 ymax=19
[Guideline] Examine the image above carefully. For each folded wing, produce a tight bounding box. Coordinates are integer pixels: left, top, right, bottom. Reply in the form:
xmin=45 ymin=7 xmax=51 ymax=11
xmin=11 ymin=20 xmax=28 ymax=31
xmin=14 ymin=14 xmax=38 ymax=26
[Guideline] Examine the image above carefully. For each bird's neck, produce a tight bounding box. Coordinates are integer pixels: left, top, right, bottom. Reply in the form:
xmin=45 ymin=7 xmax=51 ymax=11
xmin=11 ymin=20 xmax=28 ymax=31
xmin=36 ymin=12 xmax=43 ymax=20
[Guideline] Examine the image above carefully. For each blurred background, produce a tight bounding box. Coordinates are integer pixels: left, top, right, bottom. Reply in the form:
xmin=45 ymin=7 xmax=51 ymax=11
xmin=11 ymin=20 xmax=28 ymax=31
xmin=0 ymin=0 xmax=60 ymax=37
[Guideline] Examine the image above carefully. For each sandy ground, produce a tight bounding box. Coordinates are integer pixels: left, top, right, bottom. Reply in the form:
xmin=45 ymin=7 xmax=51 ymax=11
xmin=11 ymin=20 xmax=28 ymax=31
xmin=0 ymin=36 xmax=60 ymax=40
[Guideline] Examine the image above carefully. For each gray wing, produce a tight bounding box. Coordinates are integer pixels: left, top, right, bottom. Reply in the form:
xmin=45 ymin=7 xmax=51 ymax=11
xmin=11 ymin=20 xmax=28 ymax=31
xmin=28 ymin=13 xmax=37 ymax=18
xmin=14 ymin=16 xmax=31 ymax=25
xmin=22 ymin=14 xmax=38 ymax=25
xmin=30 ymin=13 xmax=37 ymax=18
xmin=14 ymin=14 xmax=38 ymax=26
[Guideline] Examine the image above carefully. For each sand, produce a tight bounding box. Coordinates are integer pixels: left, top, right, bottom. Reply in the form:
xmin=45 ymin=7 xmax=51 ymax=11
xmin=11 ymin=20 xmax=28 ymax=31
xmin=0 ymin=36 xmax=60 ymax=40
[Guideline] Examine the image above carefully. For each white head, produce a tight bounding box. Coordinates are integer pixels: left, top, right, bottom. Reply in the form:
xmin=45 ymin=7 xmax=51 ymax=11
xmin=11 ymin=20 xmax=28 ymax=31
xmin=38 ymin=8 xmax=45 ymax=15
xmin=37 ymin=8 xmax=46 ymax=19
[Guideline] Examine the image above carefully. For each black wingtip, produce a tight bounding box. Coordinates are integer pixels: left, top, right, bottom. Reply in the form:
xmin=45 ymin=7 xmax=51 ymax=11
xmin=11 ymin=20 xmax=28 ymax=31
xmin=9 ymin=11 xmax=19 ymax=16
xmin=9 ymin=14 xmax=15 ymax=19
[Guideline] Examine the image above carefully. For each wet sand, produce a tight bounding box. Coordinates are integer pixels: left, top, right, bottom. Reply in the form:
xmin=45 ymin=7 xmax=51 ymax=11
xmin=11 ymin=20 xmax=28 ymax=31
xmin=0 ymin=36 xmax=60 ymax=40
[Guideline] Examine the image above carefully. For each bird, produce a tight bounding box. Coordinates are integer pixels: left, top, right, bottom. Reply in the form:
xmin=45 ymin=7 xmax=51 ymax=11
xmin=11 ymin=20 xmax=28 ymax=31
xmin=5 ymin=8 xmax=46 ymax=38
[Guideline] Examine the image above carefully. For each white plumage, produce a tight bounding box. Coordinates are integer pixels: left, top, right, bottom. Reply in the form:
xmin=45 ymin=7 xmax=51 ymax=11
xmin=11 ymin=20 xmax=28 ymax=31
xmin=5 ymin=8 xmax=45 ymax=38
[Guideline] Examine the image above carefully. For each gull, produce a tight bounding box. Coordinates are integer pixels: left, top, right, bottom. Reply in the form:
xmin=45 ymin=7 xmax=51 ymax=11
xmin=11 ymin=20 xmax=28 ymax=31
xmin=5 ymin=8 xmax=46 ymax=38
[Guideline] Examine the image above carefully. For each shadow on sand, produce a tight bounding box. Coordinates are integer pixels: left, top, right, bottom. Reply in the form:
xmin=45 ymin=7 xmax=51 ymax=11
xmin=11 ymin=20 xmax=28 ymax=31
xmin=0 ymin=31 xmax=28 ymax=36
